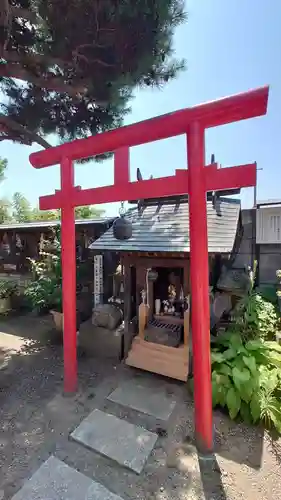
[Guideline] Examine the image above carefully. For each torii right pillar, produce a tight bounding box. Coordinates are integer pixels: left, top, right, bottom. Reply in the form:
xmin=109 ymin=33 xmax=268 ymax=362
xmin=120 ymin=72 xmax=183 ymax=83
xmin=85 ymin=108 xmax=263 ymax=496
xmin=188 ymin=122 xmax=213 ymax=453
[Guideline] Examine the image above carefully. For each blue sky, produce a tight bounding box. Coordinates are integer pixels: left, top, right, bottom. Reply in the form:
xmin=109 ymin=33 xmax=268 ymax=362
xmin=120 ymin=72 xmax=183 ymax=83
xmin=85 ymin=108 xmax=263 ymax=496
xmin=1 ymin=0 xmax=280 ymax=215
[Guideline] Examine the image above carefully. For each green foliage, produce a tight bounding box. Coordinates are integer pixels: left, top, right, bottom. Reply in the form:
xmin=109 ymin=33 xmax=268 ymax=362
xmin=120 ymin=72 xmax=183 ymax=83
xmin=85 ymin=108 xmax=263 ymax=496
xmin=0 ymin=158 xmax=8 ymax=183
xmin=12 ymin=192 xmax=32 ymax=222
xmin=25 ymin=228 xmax=62 ymax=313
xmin=75 ymin=206 xmax=105 ymax=219
xmin=229 ymin=292 xmax=278 ymax=341
xmin=211 ymin=332 xmax=281 ymax=433
xmin=0 ymin=197 xmax=12 ymax=224
xmin=0 ymin=187 xmax=105 ymax=223
xmin=0 ymin=157 xmax=11 ymax=224
xmin=25 ymin=251 xmax=62 ymax=313
xmin=24 ymin=227 xmax=86 ymax=313
xmin=277 ymin=270 xmax=281 ymax=299
xmin=1 ymin=1 xmax=187 ymax=150
xmin=31 ymin=208 xmax=60 ymax=221
xmin=0 ymin=280 xmax=18 ymax=299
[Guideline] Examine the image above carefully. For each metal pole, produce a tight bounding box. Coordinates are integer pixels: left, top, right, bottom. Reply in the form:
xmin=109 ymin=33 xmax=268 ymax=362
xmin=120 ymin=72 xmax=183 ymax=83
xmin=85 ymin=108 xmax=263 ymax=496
xmin=187 ymin=122 xmax=213 ymax=454
xmin=254 ymin=168 xmax=263 ymax=207
xmin=60 ymin=157 xmax=77 ymax=393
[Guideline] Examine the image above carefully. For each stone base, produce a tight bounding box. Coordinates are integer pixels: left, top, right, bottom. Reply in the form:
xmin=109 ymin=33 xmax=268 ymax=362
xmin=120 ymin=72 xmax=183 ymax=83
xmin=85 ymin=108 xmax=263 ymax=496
xmin=78 ymin=319 xmax=124 ymax=361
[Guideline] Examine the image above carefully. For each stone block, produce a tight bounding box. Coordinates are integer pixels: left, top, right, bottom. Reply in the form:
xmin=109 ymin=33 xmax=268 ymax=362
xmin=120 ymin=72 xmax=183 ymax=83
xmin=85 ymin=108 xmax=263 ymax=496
xmin=107 ymin=380 xmax=176 ymax=420
xmin=79 ymin=319 xmax=124 ymax=360
xmin=71 ymin=409 xmax=158 ymax=474
xmin=11 ymin=456 xmax=123 ymax=500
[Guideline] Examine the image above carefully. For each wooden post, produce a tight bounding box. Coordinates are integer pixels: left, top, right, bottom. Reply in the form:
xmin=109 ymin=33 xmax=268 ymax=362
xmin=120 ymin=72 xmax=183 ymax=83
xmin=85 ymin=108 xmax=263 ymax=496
xmin=123 ymin=258 xmax=132 ymax=357
xmin=139 ymin=301 xmax=148 ymax=339
xmin=148 ymin=278 xmax=154 ymax=320
xmin=183 ymin=261 xmax=190 ymax=346
xmin=187 ymin=123 xmax=213 ymax=453
xmin=60 ymin=156 xmax=77 ymax=393
xmin=184 ymin=296 xmax=190 ymax=346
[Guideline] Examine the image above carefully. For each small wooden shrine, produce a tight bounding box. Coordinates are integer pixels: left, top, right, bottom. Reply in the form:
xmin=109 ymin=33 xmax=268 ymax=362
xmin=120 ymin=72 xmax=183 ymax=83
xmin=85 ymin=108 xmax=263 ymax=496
xmin=90 ymin=190 xmax=242 ymax=381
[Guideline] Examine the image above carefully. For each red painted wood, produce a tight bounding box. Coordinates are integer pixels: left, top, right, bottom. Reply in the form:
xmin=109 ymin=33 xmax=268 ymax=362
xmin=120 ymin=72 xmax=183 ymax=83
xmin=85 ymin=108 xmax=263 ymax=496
xmin=114 ymin=148 xmax=130 ymax=185
xmin=205 ymin=163 xmax=257 ymax=191
xmin=60 ymin=157 xmax=77 ymax=393
xmin=30 ymin=86 xmax=269 ymax=168
xmin=39 ymin=162 xmax=256 ymax=211
xmin=39 ymin=173 xmax=188 ymax=210
xmin=29 ymin=86 xmax=269 ymax=453
xmin=187 ymin=123 xmax=213 ymax=453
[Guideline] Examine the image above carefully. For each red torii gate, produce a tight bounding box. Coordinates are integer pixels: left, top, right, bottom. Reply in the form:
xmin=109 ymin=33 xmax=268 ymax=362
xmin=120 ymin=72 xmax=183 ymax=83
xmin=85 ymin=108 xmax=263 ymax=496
xmin=29 ymin=85 xmax=269 ymax=453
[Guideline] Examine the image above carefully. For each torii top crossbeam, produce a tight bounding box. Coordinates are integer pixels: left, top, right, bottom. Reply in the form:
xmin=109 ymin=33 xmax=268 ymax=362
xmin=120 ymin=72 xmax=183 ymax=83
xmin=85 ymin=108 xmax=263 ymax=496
xmin=30 ymin=86 xmax=268 ymax=168
xmin=29 ymin=85 xmax=269 ymax=455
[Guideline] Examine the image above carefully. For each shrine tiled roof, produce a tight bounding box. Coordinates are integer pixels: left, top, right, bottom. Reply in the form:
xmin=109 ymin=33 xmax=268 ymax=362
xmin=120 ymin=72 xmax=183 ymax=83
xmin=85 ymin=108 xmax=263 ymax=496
xmin=89 ymin=198 xmax=241 ymax=254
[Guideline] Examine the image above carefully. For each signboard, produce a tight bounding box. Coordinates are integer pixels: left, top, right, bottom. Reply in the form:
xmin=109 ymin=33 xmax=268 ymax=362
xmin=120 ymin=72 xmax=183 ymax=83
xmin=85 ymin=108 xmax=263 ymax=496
xmin=93 ymin=254 xmax=103 ymax=306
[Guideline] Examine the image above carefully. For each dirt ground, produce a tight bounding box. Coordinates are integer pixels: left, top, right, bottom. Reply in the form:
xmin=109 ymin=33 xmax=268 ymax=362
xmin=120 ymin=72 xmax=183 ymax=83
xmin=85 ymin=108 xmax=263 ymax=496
xmin=0 ymin=314 xmax=281 ymax=500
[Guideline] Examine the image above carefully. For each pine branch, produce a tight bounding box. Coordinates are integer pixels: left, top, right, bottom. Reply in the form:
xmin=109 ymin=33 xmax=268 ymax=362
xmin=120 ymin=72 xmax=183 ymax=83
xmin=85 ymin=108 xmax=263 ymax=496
xmin=3 ymin=50 xmax=70 ymax=69
xmin=0 ymin=114 xmax=51 ymax=148
xmin=0 ymin=62 xmax=89 ymax=97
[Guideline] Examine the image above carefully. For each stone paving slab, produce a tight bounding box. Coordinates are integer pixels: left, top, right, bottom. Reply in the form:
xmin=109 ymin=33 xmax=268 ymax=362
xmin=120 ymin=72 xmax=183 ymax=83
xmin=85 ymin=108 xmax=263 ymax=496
xmin=107 ymin=380 xmax=176 ymax=420
xmin=11 ymin=456 xmax=124 ymax=500
xmin=71 ymin=409 xmax=158 ymax=474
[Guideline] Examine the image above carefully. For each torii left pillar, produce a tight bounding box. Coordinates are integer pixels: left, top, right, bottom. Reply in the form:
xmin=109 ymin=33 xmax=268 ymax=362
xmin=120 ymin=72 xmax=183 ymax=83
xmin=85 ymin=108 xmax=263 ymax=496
xmin=60 ymin=157 xmax=77 ymax=393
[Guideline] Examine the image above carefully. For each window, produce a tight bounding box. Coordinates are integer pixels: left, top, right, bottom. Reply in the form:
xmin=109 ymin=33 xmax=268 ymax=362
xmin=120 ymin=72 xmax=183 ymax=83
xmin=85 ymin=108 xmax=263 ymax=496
xmin=256 ymin=207 xmax=281 ymax=244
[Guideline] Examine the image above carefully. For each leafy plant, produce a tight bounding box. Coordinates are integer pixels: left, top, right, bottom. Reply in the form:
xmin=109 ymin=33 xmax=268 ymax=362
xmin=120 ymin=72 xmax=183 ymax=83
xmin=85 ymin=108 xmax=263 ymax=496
xmin=0 ymin=280 xmax=18 ymax=299
xmin=24 ymin=227 xmax=62 ymax=313
xmin=230 ymin=292 xmax=278 ymax=341
xmin=211 ymin=332 xmax=281 ymax=433
xmin=277 ymin=270 xmax=281 ymax=300
xmin=25 ymin=256 xmax=62 ymax=313
xmin=24 ymin=227 xmax=85 ymax=313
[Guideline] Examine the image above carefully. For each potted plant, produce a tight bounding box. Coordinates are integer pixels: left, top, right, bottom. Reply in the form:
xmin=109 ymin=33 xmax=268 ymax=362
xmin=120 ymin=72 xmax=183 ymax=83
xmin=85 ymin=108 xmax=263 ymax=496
xmin=49 ymin=285 xmax=63 ymax=331
xmin=0 ymin=280 xmax=18 ymax=313
xmin=25 ymin=227 xmax=87 ymax=333
xmin=25 ymin=227 xmax=63 ymax=318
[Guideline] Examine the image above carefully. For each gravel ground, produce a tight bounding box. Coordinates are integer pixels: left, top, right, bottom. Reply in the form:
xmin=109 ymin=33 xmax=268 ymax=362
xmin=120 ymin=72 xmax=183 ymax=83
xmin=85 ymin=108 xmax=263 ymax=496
xmin=0 ymin=314 xmax=281 ymax=500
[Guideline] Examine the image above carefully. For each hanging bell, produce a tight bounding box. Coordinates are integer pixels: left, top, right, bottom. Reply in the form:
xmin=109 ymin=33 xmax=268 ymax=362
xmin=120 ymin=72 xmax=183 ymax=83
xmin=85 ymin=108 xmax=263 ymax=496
xmin=113 ymin=202 xmax=133 ymax=241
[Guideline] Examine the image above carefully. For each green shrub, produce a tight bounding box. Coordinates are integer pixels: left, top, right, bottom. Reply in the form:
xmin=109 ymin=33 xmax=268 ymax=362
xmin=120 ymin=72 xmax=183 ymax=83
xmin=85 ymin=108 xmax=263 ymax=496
xmin=24 ymin=227 xmax=87 ymax=314
xmin=277 ymin=270 xmax=281 ymax=301
xmin=0 ymin=280 xmax=18 ymax=299
xmin=211 ymin=332 xmax=281 ymax=433
xmin=24 ymin=229 xmax=63 ymax=313
xmin=230 ymin=292 xmax=278 ymax=341
xmin=24 ymin=255 xmax=62 ymax=313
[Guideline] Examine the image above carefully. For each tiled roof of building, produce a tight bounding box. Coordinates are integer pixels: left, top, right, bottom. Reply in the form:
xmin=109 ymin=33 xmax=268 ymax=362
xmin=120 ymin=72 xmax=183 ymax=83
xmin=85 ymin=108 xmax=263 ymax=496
xmin=0 ymin=218 xmax=114 ymax=231
xmin=89 ymin=198 xmax=240 ymax=253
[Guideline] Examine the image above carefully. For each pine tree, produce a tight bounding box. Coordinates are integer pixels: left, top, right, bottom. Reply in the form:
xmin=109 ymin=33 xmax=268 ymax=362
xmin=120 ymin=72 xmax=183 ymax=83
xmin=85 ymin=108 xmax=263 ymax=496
xmin=0 ymin=1 xmax=186 ymax=150
xmin=12 ymin=192 xmax=32 ymax=222
xmin=0 ymin=157 xmax=11 ymax=223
